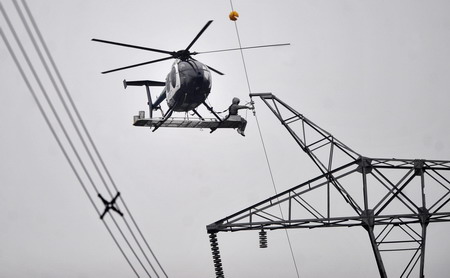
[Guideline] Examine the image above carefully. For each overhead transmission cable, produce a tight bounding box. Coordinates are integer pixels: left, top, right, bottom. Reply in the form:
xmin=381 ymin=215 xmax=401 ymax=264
xmin=8 ymin=1 xmax=154 ymax=276
xmin=228 ymin=1 xmax=300 ymax=277
xmin=14 ymin=0 xmax=160 ymax=276
xmin=1 ymin=1 xmax=167 ymax=277
xmin=16 ymin=1 xmax=167 ymax=277
xmin=0 ymin=4 xmax=140 ymax=277
xmin=228 ymin=0 xmax=252 ymax=94
xmin=253 ymin=114 xmax=301 ymax=278
xmin=17 ymin=0 xmax=168 ymax=277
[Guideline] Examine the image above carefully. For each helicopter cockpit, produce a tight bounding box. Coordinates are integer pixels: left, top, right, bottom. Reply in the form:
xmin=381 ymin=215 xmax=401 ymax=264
xmin=166 ymin=60 xmax=212 ymax=112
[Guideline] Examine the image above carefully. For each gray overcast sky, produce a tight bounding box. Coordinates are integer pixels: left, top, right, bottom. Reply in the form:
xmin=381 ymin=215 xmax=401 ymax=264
xmin=1 ymin=0 xmax=450 ymax=277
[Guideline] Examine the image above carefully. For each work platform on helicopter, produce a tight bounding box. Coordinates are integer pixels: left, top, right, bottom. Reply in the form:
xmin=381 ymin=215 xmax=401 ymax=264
xmin=133 ymin=111 xmax=245 ymax=130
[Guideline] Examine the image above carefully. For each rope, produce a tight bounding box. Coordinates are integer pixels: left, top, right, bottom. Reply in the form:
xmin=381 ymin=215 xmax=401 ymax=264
xmin=228 ymin=1 xmax=300 ymax=276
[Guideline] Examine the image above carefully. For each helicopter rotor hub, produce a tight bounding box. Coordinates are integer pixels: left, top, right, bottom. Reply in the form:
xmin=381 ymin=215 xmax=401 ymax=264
xmin=175 ymin=50 xmax=192 ymax=61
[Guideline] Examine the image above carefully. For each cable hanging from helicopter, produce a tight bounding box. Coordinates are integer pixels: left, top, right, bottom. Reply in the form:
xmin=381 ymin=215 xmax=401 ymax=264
xmin=92 ymin=20 xmax=289 ymax=135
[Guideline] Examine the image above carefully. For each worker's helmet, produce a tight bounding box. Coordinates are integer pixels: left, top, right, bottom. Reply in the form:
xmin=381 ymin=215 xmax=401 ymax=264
xmin=232 ymin=97 xmax=240 ymax=104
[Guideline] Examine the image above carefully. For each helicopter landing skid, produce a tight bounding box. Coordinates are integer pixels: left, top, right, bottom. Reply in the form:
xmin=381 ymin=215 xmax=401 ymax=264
xmin=201 ymin=101 xmax=222 ymax=133
xmin=151 ymin=106 xmax=174 ymax=132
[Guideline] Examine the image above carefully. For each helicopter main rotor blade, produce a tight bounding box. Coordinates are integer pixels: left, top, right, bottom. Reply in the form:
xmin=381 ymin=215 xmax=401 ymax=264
xmin=194 ymin=43 xmax=291 ymax=55
xmin=101 ymin=56 xmax=173 ymax=74
xmin=191 ymin=58 xmax=224 ymax=75
xmin=205 ymin=64 xmax=224 ymax=75
xmin=92 ymin=38 xmax=175 ymax=56
xmin=185 ymin=20 xmax=213 ymax=52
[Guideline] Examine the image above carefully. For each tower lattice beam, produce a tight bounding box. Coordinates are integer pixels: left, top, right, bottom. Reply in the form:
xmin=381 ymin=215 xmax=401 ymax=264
xmin=207 ymin=94 xmax=450 ymax=278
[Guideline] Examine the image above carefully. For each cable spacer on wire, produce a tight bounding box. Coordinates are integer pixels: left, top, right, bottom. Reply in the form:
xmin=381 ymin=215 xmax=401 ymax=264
xmin=98 ymin=192 xmax=123 ymax=219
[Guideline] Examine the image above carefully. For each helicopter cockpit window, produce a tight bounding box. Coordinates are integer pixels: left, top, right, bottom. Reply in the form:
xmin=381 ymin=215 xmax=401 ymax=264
xmin=170 ymin=67 xmax=176 ymax=87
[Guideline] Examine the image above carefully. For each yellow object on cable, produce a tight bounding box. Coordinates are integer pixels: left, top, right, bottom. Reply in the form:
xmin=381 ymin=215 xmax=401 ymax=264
xmin=229 ymin=10 xmax=239 ymax=21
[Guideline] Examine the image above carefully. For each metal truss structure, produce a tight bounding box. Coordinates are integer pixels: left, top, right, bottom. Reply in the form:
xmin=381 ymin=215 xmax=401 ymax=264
xmin=207 ymin=93 xmax=450 ymax=278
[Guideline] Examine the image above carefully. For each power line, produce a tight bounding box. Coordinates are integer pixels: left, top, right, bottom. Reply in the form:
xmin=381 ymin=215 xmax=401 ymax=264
xmin=1 ymin=1 xmax=168 ymax=276
xmin=17 ymin=1 xmax=168 ymax=276
xmin=11 ymin=1 xmax=155 ymax=276
xmin=254 ymin=112 xmax=301 ymax=278
xmin=0 ymin=4 xmax=140 ymax=277
xmin=229 ymin=0 xmax=252 ymax=95
xmin=228 ymin=1 xmax=300 ymax=276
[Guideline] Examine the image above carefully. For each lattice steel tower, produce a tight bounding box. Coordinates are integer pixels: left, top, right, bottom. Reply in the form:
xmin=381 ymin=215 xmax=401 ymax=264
xmin=207 ymin=93 xmax=450 ymax=278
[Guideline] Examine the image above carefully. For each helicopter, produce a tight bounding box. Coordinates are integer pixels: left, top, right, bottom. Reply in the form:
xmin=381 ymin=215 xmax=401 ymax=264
xmin=92 ymin=20 xmax=289 ymax=132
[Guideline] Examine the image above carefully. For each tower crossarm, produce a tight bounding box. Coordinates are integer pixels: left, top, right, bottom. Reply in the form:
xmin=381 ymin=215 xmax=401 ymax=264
xmin=250 ymin=93 xmax=361 ymax=175
xmin=208 ymin=158 xmax=450 ymax=232
xmin=207 ymin=157 xmax=450 ymax=277
xmin=207 ymin=158 xmax=361 ymax=233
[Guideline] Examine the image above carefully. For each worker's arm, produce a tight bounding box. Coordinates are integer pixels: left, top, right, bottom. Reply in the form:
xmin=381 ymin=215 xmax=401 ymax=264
xmin=237 ymin=105 xmax=253 ymax=110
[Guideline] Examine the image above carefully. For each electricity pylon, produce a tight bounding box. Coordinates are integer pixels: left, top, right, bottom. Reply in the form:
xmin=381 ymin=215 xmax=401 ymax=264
xmin=207 ymin=93 xmax=450 ymax=278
